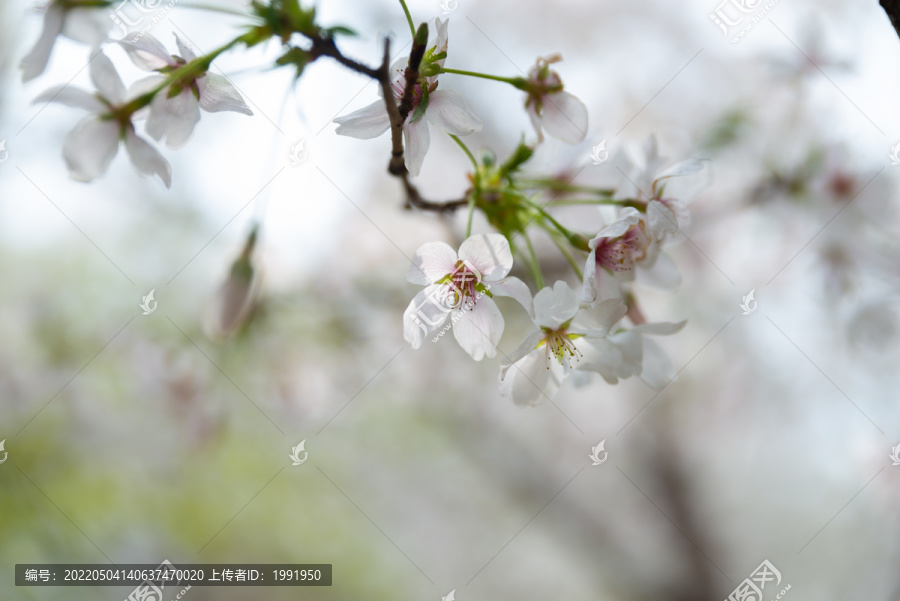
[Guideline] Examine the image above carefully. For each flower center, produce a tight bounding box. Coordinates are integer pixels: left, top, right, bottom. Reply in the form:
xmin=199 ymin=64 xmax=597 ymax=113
xmin=440 ymin=261 xmax=482 ymax=311
xmin=594 ymin=222 xmax=650 ymax=273
xmin=543 ymin=328 xmax=581 ymax=369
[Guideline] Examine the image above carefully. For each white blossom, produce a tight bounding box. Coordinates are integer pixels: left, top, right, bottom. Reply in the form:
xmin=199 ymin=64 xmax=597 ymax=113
xmin=33 ymin=52 xmax=172 ymax=186
xmin=403 ymin=233 xmax=532 ymax=361
xmin=118 ymin=33 xmax=253 ymax=149
xmin=333 ymin=18 xmax=482 ymax=177
xmin=498 ymin=281 xmax=626 ymax=406
xmin=523 ymin=54 xmax=588 ymax=144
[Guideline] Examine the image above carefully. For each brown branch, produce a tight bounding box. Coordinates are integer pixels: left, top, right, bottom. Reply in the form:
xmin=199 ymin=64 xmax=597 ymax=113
xmin=310 ymin=31 xmax=469 ymax=214
xmin=881 ymin=1 xmax=900 ymax=41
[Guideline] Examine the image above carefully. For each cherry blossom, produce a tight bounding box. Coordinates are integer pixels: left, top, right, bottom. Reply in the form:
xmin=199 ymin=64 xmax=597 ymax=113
xmin=33 ymin=52 xmax=172 ymax=186
xmin=118 ymin=33 xmax=253 ymax=149
xmin=333 ymin=18 xmax=482 ymax=177
xmin=403 ymin=233 xmax=532 ymax=361
xmin=498 ymin=281 xmax=626 ymax=406
xmin=579 ymin=320 xmax=686 ymax=390
xmin=523 ymin=54 xmax=588 ymax=144
xmin=21 ymin=0 xmax=112 ymax=82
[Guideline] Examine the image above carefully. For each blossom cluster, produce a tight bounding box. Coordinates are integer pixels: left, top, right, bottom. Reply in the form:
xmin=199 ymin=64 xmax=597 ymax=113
xmin=22 ymin=1 xmax=706 ymax=401
xmin=22 ymin=1 xmax=253 ymax=187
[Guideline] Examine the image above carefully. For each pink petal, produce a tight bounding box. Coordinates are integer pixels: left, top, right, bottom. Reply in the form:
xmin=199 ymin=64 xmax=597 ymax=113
xmin=540 ymin=91 xmax=588 ymax=144
xmin=124 ymin=129 xmax=172 ymax=187
xmin=63 ymin=116 xmax=120 ymax=182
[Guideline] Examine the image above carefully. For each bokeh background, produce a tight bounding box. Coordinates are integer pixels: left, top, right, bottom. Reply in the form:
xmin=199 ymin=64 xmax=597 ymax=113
xmin=2 ymin=0 xmax=900 ymax=599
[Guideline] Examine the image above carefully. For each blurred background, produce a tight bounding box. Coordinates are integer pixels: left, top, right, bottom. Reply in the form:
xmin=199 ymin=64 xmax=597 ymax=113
xmin=2 ymin=0 xmax=900 ymax=599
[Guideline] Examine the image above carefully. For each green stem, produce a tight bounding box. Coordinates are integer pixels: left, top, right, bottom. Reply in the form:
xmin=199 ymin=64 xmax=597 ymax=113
xmin=519 ymin=180 xmax=617 ymax=196
xmin=522 ymin=235 xmax=544 ymax=289
xmin=551 ymin=234 xmax=584 ymax=280
xmin=448 ymin=134 xmax=477 ymax=169
xmin=398 ymin=0 xmax=417 ymax=38
xmin=440 ymin=67 xmax=526 ymax=88
xmin=543 ymin=198 xmax=634 ymax=206
xmin=465 ymin=195 xmax=476 ymax=238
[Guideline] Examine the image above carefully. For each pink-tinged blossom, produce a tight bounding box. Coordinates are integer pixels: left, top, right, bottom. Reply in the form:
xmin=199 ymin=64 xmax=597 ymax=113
xmin=118 ymin=33 xmax=253 ymax=149
xmin=403 ymin=234 xmax=532 ymax=361
xmin=523 ymin=54 xmax=588 ymax=144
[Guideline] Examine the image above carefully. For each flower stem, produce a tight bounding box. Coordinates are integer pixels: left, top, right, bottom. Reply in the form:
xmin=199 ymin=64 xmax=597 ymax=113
xmin=465 ymin=195 xmax=476 ymax=238
xmin=448 ymin=134 xmax=478 ymax=168
xmin=440 ymin=67 xmax=527 ymax=88
xmin=522 ymin=234 xmax=544 ymax=289
xmin=398 ymin=0 xmax=417 ymax=39
xmin=550 ymin=234 xmax=584 ymax=280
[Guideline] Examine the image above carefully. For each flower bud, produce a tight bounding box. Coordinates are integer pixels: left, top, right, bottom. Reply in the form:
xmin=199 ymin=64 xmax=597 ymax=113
xmin=203 ymin=226 xmax=261 ymax=342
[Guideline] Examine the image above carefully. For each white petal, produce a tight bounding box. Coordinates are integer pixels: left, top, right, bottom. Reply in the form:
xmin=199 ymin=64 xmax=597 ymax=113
xmin=526 ymin=104 xmax=544 ymax=143
xmin=425 ymin=89 xmax=482 ymax=136
xmin=451 ymin=296 xmax=504 ymax=361
xmin=146 ymin=89 xmax=201 ymax=149
xmin=198 ymin=74 xmax=253 ymax=115
xmin=403 ymin=285 xmax=451 ymax=348
xmin=606 ymin=331 xmax=643 ymax=380
xmin=61 ymin=7 xmax=110 ymax=47
xmin=571 ymin=298 xmax=627 ymax=337
xmin=578 ymin=337 xmax=625 ymax=384
xmin=174 ymin=33 xmax=198 ymax=62
xmin=90 ymin=52 xmax=126 ymax=103
xmin=533 ymin=281 xmax=579 ymax=329
xmin=333 ymin=100 xmax=390 ymax=139
xmin=580 ymin=249 xmax=599 ymax=304
xmin=124 ymin=129 xmax=172 ymax=187
xmin=33 ymin=85 xmax=104 ymax=112
xmin=646 ymin=201 xmax=678 ymax=237
xmin=62 ymin=116 xmax=120 ymax=182
xmin=500 ymin=329 xmax=544 ymax=377
xmin=403 ymin=117 xmax=430 ymax=177
xmin=457 ymin=233 xmax=513 ymax=281
xmin=506 ymin=349 xmax=555 ymax=406
xmin=539 ymin=91 xmax=588 ymax=144
xmin=639 ymin=338 xmax=674 ymax=390
xmin=489 ymin=277 xmax=534 ymax=319
xmin=655 ymin=157 xmax=705 ymax=181
xmin=118 ymin=33 xmax=174 ymax=71
xmin=127 ymin=74 xmax=166 ymax=102
xmin=590 ymin=208 xmax=642 ymax=244
xmin=21 ymin=6 xmax=64 ymax=82
xmin=407 ymin=241 xmax=458 ymax=285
